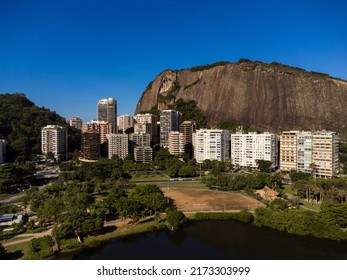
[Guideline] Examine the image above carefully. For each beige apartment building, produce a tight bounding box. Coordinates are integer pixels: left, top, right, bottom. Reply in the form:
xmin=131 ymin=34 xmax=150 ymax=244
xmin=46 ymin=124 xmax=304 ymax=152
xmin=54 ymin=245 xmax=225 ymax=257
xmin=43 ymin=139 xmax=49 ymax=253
xmin=168 ymin=131 xmax=185 ymax=156
xmin=279 ymin=131 xmax=299 ymax=172
xmin=280 ymin=130 xmax=339 ymax=177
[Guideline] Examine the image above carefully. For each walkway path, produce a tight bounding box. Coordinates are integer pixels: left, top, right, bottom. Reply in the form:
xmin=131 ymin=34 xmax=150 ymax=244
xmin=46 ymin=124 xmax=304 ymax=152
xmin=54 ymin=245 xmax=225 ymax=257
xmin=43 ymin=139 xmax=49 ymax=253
xmin=2 ymin=228 xmax=53 ymax=247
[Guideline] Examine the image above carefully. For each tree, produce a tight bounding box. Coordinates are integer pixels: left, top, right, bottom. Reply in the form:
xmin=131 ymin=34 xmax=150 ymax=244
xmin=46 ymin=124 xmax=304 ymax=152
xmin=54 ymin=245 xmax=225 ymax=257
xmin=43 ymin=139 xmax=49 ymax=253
xmin=38 ymin=198 xmax=65 ymax=223
xmin=45 ymin=152 xmax=55 ymax=161
xmin=256 ymin=160 xmax=272 ymax=173
xmin=0 ymin=243 xmax=5 ymax=256
xmin=309 ymin=162 xmax=318 ymax=177
xmin=178 ymin=165 xmax=196 ymax=177
xmin=320 ymin=202 xmax=347 ymax=227
xmin=167 ymin=210 xmax=187 ymax=230
xmin=289 ymin=169 xmax=311 ymax=182
xmin=269 ymin=198 xmax=289 ymax=210
xmin=29 ymin=236 xmax=54 ymax=259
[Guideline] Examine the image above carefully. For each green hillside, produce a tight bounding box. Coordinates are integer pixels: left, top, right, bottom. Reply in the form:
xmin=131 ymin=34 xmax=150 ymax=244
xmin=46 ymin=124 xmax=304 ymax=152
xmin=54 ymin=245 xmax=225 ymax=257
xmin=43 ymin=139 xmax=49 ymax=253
xmin=0 ymin=93 xmax=81 ymax=161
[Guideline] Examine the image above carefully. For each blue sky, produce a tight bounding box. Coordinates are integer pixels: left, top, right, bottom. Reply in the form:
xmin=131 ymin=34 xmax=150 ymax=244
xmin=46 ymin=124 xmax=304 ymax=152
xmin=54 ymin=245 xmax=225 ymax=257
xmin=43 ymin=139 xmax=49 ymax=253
xmin=1 ymin=0 xmax=346 ymax=122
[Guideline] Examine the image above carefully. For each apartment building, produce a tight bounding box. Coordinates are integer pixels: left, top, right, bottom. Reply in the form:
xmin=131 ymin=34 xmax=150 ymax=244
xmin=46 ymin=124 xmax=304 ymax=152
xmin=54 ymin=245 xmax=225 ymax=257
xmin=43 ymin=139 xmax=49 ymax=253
xmin=312 ymin=131 xmax=339 ymax=177
xmin=80 ymin=130 xmax=100 ymax=161
xmin=97 ymin=97 xmax=117 ymax=133
xmin=41 ymin=125 xmax=68 ymax=161
xmin=107 ymin=134 xmax=129 ymax=160
xmin=129 ymin=132 xmax=151 ymax=149
xmin=134 ymin=113 xmax=158 ymax=138
xmin=179 ymin=121 xmax=197 ymax=156
xmin=134 ymin=122 xmax=153 ymax=141
xmin=192 ymin=129 xmax=230 ymax=163
xmin=134 ymin=146 xmax=153 ymax=163
xmin=83 ymin=120 xmax=112 ymax=144
xmin=280 ymin=130 xmax=339 ymax=177
xmin=68 ymin=117 xmax=83 ymax=130
xmin=231 ymin=132 xmax=278 ymax=169
xmin=168 ymin=131 xmax=185 ymax=156
xmin=117 ymin=115 xmax=134 ymax=132
xmin=160 ymin=110 xmax=180 ymax=148
xmin=279 ymin=131 xmax=299 ymax=172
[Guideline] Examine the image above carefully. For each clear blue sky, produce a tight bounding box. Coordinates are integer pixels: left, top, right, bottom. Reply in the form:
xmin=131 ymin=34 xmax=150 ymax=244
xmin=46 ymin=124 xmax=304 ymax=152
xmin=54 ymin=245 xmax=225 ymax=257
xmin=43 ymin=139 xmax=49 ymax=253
xmin=1 ymin=0 xmax=346 ymax=122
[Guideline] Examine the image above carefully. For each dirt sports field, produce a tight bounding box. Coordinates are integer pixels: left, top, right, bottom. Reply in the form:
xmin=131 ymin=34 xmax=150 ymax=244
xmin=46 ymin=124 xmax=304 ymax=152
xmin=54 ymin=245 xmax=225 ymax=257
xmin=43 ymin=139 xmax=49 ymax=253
xmin=162 ymin=187 xmax=264 ymax=212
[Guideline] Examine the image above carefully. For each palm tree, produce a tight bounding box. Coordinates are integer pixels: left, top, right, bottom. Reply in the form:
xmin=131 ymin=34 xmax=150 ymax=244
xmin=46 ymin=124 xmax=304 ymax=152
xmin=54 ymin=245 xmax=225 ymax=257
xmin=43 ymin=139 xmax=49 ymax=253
xmin=309 ymin=162 xmax=318 ymax=177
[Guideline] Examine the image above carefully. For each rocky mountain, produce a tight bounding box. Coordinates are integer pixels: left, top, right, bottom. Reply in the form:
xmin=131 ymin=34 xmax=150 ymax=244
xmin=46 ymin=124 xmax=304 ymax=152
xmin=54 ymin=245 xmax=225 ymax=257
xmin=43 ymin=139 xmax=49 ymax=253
xmin=135 ymin=60 xmax=347 ymax=139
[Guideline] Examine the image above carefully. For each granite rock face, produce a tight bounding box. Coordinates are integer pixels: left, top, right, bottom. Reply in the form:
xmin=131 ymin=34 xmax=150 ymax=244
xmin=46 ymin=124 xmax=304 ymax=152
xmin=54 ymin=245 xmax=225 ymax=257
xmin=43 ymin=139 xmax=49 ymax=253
xmin=135 ymin=61 xmax=347 ymax=139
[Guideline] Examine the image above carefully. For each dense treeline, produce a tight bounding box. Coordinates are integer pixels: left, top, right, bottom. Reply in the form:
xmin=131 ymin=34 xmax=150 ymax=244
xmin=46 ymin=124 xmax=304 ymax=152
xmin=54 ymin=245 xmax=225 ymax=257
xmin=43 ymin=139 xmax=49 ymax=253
xmin=202 ymin=172 xmax=282 ymax=192
xmin=254 ymin=206 xmax=347 ymax=240
xmin=0 ymin=163 xmax=35 ymax=193
xmin=0 ymin=93 xmax=81 ymax=161
xmin=194 ymin=210 xmax=254 ymax=223
xmin=292 ymin=176 xmax=347 ymax=204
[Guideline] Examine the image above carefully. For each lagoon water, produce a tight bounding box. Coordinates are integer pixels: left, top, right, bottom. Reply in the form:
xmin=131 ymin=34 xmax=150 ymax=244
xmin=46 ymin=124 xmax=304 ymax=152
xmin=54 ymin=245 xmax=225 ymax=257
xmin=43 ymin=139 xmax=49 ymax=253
xmin=68 ymin=220 xmax=347 ymax=260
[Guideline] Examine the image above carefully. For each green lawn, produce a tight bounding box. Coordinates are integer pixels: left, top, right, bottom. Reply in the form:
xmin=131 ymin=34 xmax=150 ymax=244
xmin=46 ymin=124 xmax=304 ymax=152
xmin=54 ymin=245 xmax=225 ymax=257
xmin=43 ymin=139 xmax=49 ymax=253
xmin=300 ymin=200 xmax=320 ymax=211
xmin=283 ymin=186 xmax=294 ymax=195
xmin=2 ymin=242 xmax=28 ymax=260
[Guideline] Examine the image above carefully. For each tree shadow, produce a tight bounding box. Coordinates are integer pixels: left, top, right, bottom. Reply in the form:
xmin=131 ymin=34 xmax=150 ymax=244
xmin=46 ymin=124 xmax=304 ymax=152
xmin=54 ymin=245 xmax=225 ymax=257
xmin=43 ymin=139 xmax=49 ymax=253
xmin=0 ymin=250 xmax=24 ymax=260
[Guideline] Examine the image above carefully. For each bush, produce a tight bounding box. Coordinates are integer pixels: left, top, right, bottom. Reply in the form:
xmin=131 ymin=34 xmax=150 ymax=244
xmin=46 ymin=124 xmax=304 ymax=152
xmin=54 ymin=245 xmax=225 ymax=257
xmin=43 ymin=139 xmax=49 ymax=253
xmin=194 ymin=210 xmax=254 ymax=223
xmin=59 ymin=238 xmax=81 ymax=250
xmin=0 ymin=243 xmax=5 ymax=256
xmin=28 ymin=236 xmax=54 ymax=259
xmin=167 ymin=210 xmax=187 ymax=230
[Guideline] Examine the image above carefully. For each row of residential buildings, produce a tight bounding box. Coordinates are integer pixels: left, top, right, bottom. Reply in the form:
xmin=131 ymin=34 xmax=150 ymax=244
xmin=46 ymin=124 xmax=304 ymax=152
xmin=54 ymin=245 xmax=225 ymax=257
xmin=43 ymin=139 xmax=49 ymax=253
xmin=39 ymin=125 xmax=339 ymax=179
xmin=35 ymin=99 xmax=341 ymax=179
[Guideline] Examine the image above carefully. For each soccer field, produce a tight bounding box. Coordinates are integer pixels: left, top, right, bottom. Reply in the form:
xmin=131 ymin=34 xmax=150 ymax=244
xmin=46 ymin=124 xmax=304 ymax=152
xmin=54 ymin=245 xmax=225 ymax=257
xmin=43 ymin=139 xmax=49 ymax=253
xmin=162 ymin=187 xmax=264 ymax=212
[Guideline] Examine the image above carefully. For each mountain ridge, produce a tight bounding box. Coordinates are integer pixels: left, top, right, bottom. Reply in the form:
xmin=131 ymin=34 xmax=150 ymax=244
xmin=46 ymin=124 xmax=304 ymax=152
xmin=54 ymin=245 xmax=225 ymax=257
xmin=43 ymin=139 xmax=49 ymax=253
xmin=135 ymin=59 xmax=347 ymax=139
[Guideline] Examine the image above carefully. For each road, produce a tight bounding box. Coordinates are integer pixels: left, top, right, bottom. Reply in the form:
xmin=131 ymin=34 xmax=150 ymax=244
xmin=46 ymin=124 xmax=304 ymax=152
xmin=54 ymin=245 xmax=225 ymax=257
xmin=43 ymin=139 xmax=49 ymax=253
xmin=0 ymin=164 xmax=60 ymax=204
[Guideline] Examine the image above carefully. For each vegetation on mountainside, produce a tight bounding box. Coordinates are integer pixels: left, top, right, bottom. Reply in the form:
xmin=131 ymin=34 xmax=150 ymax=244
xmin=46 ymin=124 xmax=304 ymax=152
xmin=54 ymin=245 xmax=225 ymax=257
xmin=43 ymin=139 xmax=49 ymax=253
xmin=142 ymin=98 xmax=208 ymax=128
xmin=217 ymin=121 xmax=259 ymax=133
xmin=0 ymin=93 xmax=81 ymax=161
xmin=169 ymin=98 xmax=208 ymax=127
xmin=188 ymin=61 xmax=231 ymax=72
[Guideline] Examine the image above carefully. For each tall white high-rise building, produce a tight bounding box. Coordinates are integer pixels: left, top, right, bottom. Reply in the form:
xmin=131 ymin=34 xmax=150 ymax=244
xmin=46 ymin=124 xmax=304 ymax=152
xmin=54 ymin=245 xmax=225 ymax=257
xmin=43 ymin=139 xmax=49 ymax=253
xmin=230 ymin=131 xmax=278 ymax=169
xmin=0 ymin=139 xmax=7 ymax=164
xmin=97 ymin=98 xmax=117 ymax=133
xmin=192 ymin=129 xmax=230 ymax=163
xmin=160 ymin=110 xmax=180 ymax=148
xmin=107 ymin=134 xmax=129 ymax=160
xmin=296 ymin=131 xmax=313 ymax=174
xmin=117 ymin=115 xmax=134 ymax=132
xmin=41 ymin=125 xmax=68 ymax=161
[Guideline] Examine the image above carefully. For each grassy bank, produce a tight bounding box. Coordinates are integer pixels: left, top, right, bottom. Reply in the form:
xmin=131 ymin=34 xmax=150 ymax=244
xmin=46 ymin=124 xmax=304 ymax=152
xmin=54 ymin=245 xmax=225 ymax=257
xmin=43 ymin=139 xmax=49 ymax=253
xmin=51 ymin=219 xmax=168 ymax=259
